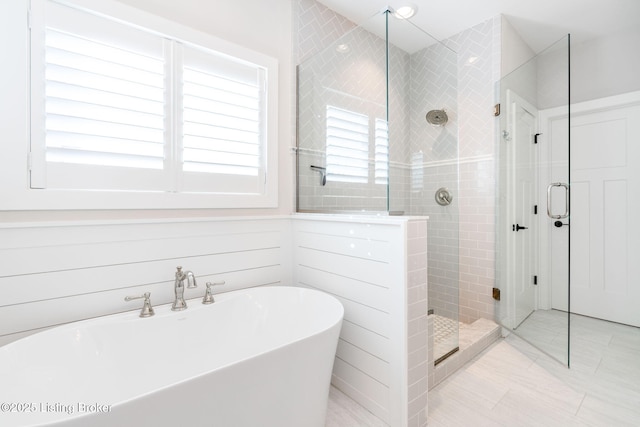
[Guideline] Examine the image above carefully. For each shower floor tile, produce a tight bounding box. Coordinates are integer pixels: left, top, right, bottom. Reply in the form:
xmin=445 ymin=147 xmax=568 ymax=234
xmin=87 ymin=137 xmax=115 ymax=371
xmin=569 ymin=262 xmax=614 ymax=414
xmin=433 ymin=314 xmax=460 ymax=361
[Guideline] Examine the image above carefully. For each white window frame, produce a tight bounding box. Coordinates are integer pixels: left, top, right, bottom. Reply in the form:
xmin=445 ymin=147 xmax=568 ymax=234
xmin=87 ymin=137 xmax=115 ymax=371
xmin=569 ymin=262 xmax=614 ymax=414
xmin=0 ymin=0 xmax=278 ymax=210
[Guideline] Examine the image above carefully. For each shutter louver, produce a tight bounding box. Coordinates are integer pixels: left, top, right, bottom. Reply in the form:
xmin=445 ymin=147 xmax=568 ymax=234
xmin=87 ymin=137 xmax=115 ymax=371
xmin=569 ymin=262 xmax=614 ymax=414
xmin=326 ymin=106 xmax=369 ymax=184
xmin=182 ymin=66 xmax=262 ymax=176
xmin=374 ymin=118 xmax=389 ymax=185
xmin=44 ymin=29 xmax=165 ymax=170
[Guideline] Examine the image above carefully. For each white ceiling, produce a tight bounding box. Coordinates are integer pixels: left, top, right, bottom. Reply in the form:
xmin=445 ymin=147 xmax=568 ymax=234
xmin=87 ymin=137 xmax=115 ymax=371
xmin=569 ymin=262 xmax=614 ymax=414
xmin=316 ymin=0 xmax=640 ymax=53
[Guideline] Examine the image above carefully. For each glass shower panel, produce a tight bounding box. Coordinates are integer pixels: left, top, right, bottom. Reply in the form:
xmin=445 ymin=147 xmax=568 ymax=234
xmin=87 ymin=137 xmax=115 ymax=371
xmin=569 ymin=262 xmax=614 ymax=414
xmin=296 ymin=12 xmax=388 ymax=213
xmin=496 ymin=35 xmax=570 ymax=366
xmin=386 ymin=14 xmax=460 ymax=362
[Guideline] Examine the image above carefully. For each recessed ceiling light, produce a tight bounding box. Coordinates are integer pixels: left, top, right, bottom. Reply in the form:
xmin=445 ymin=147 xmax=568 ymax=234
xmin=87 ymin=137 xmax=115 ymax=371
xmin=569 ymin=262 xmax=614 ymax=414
xmin=393 ymin=4 xmax=417 ymax=20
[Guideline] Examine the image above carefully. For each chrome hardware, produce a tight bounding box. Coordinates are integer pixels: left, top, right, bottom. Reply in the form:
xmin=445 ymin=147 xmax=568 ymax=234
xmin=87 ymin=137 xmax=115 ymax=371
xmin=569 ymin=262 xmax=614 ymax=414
xmin=435 ymin=187 xmax=453 ymax=206
xmin=172 ymin=266 xmax=197 ymax=311
xmin=310 ymin=165 xmax=327 ymax=186
xmin=202 ymin=281 xmax=226 ymax=304
xmin=125 ymin=292 xmax=155 ymax=318
xmin=546 ymin=182 xmax=570 ymax=219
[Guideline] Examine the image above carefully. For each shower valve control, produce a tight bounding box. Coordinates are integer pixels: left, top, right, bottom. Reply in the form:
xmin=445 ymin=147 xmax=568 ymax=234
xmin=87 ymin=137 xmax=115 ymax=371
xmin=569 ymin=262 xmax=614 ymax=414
xmin=512 ymin=224 xmax=528 ymax=232
xmin=435 ymin=187 xmax=453 ymax=206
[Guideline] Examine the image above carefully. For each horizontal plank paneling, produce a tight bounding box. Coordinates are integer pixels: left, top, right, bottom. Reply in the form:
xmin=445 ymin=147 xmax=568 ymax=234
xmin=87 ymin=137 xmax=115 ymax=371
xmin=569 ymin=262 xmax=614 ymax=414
xmin=0 ymin=266 xmax=283 ymax=337
xmin=296 ymin=247 xmax=391 ymax=288
xmin=302 ymin=285 xmax=391 ymax=338
xmin=292 ymin=217 xmax=405 ymax=425
xmin=340 ymin=320 xmax=390 ymax=362
xmin=296 ymin=230 xmax=392 ymax=263
xmin=1 ymin=247 xmax=282 ymax=307
xmin=0 ymin=217 xmax=290 ymax=340
xmin=1 ymin=229 xmax=283 ymax=277
xmin=294 ymin=218 xmax=398 ymax=242
xmin=297 ymin=265 xmax=390 ymax=312
xmin=336 ymin=339 xmax=390 ymax=385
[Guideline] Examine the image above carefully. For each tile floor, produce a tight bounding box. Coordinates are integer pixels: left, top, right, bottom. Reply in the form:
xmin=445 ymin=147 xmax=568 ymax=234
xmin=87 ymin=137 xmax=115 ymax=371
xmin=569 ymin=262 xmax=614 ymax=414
xmin=326 ymin=313 xmax=640 ymax=426
xmin=433 ymin=315 xmax=459 ymax=362
xmin=513 ymin=309 xmax=571 ymax=363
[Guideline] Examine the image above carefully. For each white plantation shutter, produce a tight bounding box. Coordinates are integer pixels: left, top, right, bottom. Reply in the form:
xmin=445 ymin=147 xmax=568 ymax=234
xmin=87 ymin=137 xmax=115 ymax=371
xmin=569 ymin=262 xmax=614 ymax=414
xmin=374 ymin=118 xmax=389 ymax=185
xmin=326 ymin=106 xmax=369 ymax=183
xmin=30 ymin=0 xmax=168 ymax=191
xmin=29 ymin=0 xmax=273 ymax=199
xmin=181 ymin=45 xmax=266 ymax=194
xmin=44 ymin=29 xmax=165 ymax=169
xmin=411 ymin=151 xmax=424 ymax=191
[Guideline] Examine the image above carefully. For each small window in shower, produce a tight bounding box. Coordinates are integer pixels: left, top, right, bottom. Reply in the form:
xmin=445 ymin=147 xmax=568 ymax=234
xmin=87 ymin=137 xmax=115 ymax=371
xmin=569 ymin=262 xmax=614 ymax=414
xmin=325 ymin=106 xmax=369 ymax=183
xmin=411 ymin=151 xmax=424 ymax=191
xmin=374 ymin=118 xmax=389 ymax=185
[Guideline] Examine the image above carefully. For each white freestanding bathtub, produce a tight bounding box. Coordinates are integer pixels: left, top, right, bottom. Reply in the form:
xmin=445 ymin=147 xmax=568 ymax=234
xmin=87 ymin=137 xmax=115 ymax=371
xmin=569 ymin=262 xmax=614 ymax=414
xmin=0 ymin=286 xmax=343 ymax=427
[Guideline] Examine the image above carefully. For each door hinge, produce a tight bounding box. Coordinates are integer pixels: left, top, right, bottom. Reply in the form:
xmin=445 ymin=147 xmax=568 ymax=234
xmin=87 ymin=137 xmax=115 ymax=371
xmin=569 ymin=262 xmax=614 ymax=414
xmin=533 ymin=275 xmax=538 ymax=285
xmin=494 ymin=104 xmax=500 ymax=117
xmin=492 ymin=288 xmax=501 ymax=301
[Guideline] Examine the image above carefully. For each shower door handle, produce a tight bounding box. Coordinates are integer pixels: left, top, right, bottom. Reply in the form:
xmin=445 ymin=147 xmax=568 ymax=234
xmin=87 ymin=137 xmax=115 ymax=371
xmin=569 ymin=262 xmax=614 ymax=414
xmin=546 ymin=182 xmax=569 ymax=219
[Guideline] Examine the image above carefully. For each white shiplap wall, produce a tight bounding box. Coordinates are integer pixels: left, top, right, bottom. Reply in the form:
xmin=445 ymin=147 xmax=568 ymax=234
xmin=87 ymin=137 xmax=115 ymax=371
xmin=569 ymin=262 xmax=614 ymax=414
xmin=1 ymin=214 xmax=429 ymax=425
xmin=292 ymin=215 xmax=429 ymax=427
xmin=0 ymin=217 xmax=292 ymax=346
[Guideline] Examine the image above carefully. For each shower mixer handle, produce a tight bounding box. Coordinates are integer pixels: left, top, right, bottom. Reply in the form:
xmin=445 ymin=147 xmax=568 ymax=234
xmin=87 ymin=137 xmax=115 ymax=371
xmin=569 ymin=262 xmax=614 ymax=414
xmin=513 ymin=224 xmax=528 ymax=232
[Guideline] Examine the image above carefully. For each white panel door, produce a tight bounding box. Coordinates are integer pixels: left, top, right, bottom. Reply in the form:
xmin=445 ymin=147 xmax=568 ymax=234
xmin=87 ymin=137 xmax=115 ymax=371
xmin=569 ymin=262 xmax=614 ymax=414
xmin=507 ymin=91 xmax=539 ymax=328
xmin=550 ymin=93 xmax=640 ymax=327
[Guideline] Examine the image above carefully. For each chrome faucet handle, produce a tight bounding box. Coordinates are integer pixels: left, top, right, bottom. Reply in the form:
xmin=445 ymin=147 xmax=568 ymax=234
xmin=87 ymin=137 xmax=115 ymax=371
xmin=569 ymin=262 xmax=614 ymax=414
xmin=175 ymin=266 xmax=184 ymax=278
xmin=125 ymin=292 xmax=155 ymax=318
xmin=203 ymin=281 xmax=225 ymax=304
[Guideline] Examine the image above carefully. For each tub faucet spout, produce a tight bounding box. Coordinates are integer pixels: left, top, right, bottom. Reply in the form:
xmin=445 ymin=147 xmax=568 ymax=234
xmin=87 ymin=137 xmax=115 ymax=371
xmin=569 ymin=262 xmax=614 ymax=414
xmin=172 ymin=266 xmax=197 ymax=311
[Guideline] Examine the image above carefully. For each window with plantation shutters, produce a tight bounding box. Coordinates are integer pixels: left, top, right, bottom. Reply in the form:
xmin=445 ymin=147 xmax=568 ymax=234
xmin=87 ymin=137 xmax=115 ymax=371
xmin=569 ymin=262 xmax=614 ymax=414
xmin=181 ymin=45 xmax=265 ymax=194
xmin=27 ymin=0 xmax=277 ymax=208
xmin=325 ymin=106 xmax=369 ymax=184
xmin=325 ymin=106 xmax=389 ymax=185
xmin=374 ymin=118 xmax=389 ymax=185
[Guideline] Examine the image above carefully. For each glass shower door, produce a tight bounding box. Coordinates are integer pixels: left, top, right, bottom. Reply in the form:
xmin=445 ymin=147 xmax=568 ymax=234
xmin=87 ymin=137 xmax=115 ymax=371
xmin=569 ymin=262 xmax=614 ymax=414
xmin=497 ymin=35 xmax=570 ymax=366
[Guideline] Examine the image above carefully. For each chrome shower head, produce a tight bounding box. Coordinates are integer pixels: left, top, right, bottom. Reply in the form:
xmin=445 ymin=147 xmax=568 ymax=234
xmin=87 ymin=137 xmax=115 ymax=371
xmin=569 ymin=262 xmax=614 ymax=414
xmin=426 ymin=109 xmax=448 ymax=126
